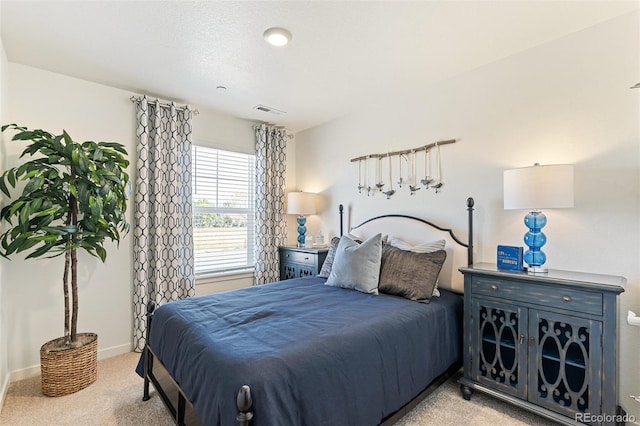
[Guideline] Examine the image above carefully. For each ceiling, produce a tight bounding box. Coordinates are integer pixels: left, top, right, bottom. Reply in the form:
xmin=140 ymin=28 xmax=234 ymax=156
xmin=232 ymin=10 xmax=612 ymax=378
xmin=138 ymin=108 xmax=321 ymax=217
xmin=1 ymin=1 xmax=638 ymax=133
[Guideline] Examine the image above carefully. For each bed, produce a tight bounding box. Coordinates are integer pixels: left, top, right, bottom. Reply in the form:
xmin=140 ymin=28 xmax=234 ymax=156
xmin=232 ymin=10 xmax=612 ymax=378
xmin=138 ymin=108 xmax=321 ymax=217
xmin=138 ymin=198 xmax=475 ymax=425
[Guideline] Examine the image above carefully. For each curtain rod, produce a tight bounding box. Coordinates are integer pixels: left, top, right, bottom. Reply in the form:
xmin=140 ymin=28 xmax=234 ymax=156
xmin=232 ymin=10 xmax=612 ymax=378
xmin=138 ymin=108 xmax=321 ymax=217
xmin=130 ymin=96 xmax=199 ymax=115
xmin=252 ymin=124 xmax=295 ymax=139
xmin=349 ymin=139 xmax=456 ymax=162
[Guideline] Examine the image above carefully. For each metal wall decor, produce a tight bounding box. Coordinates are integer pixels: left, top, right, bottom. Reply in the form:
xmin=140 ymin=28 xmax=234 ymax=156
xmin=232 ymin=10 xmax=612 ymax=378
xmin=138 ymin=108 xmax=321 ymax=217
xmin=408 ymin=150 xmax=420 ymax=195
xmin=351 ymin=139 xmax=456 ymax=199
xmin=382 ymin=153 xmax=395 ymax=199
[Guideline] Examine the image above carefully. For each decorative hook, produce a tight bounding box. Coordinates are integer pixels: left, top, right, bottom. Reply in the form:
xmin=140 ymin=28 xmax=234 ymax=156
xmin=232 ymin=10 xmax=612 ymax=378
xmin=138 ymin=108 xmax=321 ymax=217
xmin=357 ymin=159 xmax=364 ymax=193
xmin=421 ymin=146 xmax=433 ymax=188
xmin=409 ymin=150 xmax=420 ymax=195
xmin=382 ymin=152 xmax=395 ymax=199
xmin=432 ymin=142 xmax=444 ymax=193
xmin=397 ymin=154 xmax=407 ymax=188
xmin=375 ymin=157 xmax=384 ymax=191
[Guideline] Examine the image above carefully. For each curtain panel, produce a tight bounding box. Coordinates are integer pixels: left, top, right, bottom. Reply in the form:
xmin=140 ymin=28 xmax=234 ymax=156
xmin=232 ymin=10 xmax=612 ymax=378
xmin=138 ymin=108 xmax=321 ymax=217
xmin=133 ymin=96 xmax=195 ymax=351
xmin=254 ymin=125 xmax=288 ymax=285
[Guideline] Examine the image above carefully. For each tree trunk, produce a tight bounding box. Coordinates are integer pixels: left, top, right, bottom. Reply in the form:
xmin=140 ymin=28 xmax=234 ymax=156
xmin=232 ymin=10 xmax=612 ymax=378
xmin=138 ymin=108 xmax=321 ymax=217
xmin=70 ymin=246 xmax=78 ymax=344
xmin=63 ymin=210 xmax=72 ymax=346
xmin=63 ymin=246 xmax=70 ymax=346
xmin=69 ymin=163 xmax=78 ymax=345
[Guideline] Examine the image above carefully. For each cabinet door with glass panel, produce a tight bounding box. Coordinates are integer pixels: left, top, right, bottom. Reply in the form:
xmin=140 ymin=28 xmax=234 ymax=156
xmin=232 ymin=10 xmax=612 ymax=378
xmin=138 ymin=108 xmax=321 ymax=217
xmin=528 ymin=310 xmax=602 ymax=419
xmin=472 ymin=298 xmax=528 ymax=399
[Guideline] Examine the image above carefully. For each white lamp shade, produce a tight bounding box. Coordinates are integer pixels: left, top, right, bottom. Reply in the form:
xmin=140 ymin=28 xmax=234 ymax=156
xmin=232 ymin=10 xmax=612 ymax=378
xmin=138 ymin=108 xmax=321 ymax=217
xmin=504 ymin=164 xmax=574 ymax=210
xmin=287 ymin=192 xmax=316 ymax=215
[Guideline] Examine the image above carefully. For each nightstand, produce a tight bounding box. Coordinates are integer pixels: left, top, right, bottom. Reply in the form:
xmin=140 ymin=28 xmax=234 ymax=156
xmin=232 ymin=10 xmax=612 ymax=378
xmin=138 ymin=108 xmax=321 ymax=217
xmin=458 ymin=263 xmax=626 ymax=425
xmin=279 ymin=246 xmax=329 ymax=280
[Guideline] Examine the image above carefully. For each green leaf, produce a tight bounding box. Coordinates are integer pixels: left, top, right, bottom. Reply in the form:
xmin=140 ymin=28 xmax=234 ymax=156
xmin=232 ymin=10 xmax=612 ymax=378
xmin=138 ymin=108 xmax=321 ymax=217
xmin=95 ymin=246 xmax=107 ymax=262
xmin=25 ymin=242 xmax=54 ymax=259
xmin=71 ymin=148 xmax=79 ymax=166
xmin=7 ymin=170 xmax=16 ymax=187
xmin=16 ymin=238 xmax=40 ymax=253
xmin=33 ymin=206 xmax=60 ymax=218
xmin=23 ymin=175 xmax=44 ymax=195
xmin=93 ymin=147 xmax=103 ymax=161
xmin=31 ymin=198 xmax=42 ymax=213
xmin=52 ymin=135 xmax=64 ymax=153
xmin=13 ymin=131 xmax=37 ymax=141
xmin=6 ymin=236 xmax=27 ymax=255
xmin=18 ymin=208 xmax=30 ymax=230
xmin=9 ymin=200 xmax=25 ymax=217
xmin=0 ymin=173 xmax=10 ymax=197
xmin=62 ymin=130 xmax=73 ymax=146
xmin=33 ymin=234 xmax=60 ymax=242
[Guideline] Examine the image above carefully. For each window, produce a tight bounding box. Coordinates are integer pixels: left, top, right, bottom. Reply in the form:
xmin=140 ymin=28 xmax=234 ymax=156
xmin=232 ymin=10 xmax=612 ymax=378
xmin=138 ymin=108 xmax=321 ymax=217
xmin=192 ymin=145 xmax=255 ymax=275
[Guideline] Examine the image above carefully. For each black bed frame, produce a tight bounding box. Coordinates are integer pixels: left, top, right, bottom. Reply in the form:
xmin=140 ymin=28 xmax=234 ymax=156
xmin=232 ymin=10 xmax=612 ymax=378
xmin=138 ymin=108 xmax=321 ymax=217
xmin=142 ymin=197 xmax=475 ymax=426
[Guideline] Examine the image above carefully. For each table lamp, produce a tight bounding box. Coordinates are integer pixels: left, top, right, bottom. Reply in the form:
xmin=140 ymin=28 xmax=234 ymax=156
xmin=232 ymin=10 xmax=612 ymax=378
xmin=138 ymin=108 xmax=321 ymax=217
xmin=503 ymin=163 xmax=574 ymax=273
xmin=287 ymin=191 xmax=316 ymax=247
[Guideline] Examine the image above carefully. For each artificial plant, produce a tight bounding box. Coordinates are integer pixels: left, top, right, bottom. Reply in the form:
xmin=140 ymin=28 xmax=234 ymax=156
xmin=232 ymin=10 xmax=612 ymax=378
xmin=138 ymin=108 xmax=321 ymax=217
xmin=0 ymin=124 xmax=129 ymax=349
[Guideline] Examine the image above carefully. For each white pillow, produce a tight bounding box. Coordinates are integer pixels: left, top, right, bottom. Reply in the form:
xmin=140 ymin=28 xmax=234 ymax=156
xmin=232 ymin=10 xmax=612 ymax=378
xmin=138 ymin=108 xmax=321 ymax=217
xmin=325 ymin=234 xmax=383 ymax=295
xmin=345 ymin=232 xmax=388 ymax=244
xmin=387 ymin=237 xmax=446 ymax=297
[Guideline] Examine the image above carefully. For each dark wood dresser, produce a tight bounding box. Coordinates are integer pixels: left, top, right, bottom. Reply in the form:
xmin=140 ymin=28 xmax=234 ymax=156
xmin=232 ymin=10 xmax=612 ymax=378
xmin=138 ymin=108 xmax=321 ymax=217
xmin=459 ymin=263 xmax=626 ymax=425
xmin=279 ymin=246 xmax=328 ymax=280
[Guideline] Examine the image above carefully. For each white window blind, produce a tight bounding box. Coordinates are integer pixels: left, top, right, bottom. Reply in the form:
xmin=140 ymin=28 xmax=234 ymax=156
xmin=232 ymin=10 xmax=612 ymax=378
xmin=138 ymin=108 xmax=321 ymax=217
xmin=192 ymin=145 xmax=255 ymax=275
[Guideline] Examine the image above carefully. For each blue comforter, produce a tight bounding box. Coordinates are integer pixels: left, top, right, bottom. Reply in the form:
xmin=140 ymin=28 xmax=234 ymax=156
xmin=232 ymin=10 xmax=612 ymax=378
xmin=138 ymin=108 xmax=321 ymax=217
xmin=141 ymin=276 xmax=462 ymax=425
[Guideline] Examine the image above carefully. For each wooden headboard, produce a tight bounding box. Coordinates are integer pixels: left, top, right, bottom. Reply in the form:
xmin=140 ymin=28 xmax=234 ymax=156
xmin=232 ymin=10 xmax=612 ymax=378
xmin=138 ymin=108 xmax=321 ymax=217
xmin=339 ymin=198 xmax=474 ymax=294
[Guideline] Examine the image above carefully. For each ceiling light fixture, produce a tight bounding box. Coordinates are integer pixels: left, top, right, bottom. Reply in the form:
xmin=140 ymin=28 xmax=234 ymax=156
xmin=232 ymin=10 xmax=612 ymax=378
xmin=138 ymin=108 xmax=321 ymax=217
xmin=263 ymin=27 xmax=292 ymax=47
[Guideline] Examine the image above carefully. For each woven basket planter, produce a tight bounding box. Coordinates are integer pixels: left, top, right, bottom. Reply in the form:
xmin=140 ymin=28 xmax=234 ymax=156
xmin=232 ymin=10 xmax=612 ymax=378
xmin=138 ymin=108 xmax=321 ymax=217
xmin=40 ymin=333 xmax=98 ymax=397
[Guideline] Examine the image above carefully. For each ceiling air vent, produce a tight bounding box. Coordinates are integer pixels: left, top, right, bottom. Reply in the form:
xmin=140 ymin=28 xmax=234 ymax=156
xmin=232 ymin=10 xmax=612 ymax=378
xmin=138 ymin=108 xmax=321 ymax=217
xmin=254 ymin=104 xmax=287 ymax=115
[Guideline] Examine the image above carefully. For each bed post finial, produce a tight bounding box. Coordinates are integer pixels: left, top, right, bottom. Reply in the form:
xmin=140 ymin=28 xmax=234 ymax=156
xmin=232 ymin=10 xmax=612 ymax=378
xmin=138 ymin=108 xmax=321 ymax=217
xmin=236 ymin=385 xmax=253 ymax=426
xmin=339 ymin=204 xmax=344 ymax=236
xmin=466 ymin=197 xmax=474 ymax=266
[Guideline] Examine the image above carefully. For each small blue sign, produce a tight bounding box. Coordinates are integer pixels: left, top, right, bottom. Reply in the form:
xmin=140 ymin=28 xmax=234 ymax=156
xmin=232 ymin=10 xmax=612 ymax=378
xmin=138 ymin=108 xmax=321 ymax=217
xmin=497 ymin=245 xmax=524 ymax=271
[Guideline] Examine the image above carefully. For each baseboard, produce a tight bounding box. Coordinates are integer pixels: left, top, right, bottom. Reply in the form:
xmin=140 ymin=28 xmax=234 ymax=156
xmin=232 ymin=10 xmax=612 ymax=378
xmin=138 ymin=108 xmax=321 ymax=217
xmin=0 ymin=372 xmax=9 ymax=415
xmin=97 ymin=342 xmax=132 ymax=360
xmin=8 ymin=342 xmax=132 ymax=383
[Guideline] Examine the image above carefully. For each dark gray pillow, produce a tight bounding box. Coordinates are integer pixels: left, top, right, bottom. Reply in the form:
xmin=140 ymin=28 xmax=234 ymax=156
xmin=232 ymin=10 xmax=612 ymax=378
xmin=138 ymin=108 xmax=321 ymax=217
xmin=378 ymin=245 xmax=446 ymax=302
xmin=318 ymin=236 xmax=340 ymax=278
xmin=325 ymin=234 xmax=382 ymax=295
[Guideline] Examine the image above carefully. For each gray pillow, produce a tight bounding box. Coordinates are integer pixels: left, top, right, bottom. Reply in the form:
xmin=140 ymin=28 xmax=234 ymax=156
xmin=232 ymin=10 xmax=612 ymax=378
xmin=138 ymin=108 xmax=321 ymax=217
xmin=388 ymin=237 xmax=446 ymax=297
xmin=318 ymin=236 xmax=340 ymax=278
xmin=378 ymin=245 xmax=446 ymax=302
xmin=325 ymin=234 xmax=382 ymax=295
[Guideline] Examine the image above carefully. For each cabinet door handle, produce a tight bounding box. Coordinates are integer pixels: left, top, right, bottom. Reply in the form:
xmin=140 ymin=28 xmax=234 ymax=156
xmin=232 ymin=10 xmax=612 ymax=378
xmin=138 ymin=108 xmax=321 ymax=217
xmin=519 ymin=335 xmax=524 ymax=345
xmin=562 ymin=295 xmax=572 ymax=302
xmin=304 ymin=256 xmax=309 ymax=260
xmin=490 ymin=284 xmax=498 ymax=291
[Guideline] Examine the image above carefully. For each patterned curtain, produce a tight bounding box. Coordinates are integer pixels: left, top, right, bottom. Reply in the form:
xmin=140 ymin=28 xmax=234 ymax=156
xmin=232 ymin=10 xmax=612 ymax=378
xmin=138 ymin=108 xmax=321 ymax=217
xmin=254 ymin=124 xmax=288 ymax=284
xmin=132 ymin=96 xmax=195 ymax=351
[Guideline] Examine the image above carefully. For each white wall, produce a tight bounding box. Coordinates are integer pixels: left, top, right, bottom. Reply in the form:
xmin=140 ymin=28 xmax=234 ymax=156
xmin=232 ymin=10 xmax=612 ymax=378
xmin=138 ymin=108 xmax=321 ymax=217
xmin=4 ymin=63 xmax=256 ymax=376
xmin=295 ymin=12 xmax=640 ymax=421
xmin=0 ymin=35 xmax=9 ymax=407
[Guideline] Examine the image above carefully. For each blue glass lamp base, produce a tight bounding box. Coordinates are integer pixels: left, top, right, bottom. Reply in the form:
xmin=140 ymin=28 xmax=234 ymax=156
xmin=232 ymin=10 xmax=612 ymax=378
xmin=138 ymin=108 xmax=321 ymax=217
xmin=523 ymin=211 xmax=548 ymax=274
xmin=297 ymin=215 xmax=307 ymax=248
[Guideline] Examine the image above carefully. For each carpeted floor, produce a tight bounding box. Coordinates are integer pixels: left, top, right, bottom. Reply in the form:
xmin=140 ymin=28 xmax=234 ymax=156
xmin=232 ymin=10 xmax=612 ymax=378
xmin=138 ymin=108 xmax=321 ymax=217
xmin=0 ymin=352 xmax=558 ymax=425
